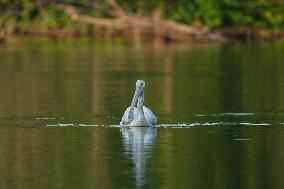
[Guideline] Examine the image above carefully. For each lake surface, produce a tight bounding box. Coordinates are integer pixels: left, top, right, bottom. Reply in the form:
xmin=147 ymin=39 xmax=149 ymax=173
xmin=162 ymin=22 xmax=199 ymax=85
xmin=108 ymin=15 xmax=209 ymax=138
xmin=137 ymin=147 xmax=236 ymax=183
xmin=1 ymin=38 xmax=284 ymax=189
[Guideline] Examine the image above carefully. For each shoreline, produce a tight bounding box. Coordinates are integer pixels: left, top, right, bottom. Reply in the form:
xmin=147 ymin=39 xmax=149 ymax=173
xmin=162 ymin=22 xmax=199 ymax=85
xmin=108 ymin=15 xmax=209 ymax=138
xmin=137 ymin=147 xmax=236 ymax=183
xmin=1 ymin=27 xmax=284 ymax=44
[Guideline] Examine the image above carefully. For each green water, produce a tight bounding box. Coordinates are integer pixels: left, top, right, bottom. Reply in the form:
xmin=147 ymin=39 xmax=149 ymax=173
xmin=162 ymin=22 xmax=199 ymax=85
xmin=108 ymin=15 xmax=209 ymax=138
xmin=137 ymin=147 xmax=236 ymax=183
xmin=1 ymin=39 xmax=284 ymax=189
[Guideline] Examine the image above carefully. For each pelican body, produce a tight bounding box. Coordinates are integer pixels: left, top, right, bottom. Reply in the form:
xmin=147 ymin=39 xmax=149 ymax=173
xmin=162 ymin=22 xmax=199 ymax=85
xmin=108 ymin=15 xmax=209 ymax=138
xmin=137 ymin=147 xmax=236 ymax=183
xmin=120 ymin=80 xmax=157 ymax=126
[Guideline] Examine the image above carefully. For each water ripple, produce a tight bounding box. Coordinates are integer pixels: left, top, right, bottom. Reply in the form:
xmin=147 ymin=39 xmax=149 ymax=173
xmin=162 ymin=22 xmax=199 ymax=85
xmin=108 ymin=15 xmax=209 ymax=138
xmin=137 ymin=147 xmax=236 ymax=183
xmin=194 ymin=112 xmax=284 ymax=117
xmin=43 ymin=122 xmax=278 ymax=128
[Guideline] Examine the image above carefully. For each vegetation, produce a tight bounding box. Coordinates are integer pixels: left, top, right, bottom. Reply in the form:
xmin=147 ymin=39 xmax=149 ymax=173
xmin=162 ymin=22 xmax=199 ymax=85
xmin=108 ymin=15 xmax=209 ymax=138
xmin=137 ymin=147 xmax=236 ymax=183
xmin=1 ymin=0 xmax=284 ymax=42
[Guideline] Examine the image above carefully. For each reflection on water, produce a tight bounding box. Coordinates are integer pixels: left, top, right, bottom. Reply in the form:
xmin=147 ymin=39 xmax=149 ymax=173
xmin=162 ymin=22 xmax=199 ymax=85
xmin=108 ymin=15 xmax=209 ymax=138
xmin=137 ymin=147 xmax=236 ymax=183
xmin=1 ymin=39 xmax=284 ymax=189
xmin=1 ymin=126 xmax=284 ymax=189
xmin=1 ymin=40 xmax=284 ymax=126
xmin=121 ymin=127 xmax=157 ymax=188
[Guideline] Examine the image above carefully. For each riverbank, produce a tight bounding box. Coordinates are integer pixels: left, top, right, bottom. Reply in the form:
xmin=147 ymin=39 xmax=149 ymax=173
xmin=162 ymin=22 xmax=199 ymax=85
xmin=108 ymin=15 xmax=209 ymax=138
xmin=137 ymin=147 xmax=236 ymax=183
xmin=1 ymin=0 xmax=284 ymax=44
xmin=1 ymin=26 xmax=284 ymax=45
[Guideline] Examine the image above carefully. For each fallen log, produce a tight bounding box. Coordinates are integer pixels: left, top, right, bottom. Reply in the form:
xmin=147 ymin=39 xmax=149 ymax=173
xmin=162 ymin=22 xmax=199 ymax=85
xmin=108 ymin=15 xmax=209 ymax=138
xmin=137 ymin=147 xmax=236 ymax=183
xmin=61 ymin=4 xmax=226 ymax=43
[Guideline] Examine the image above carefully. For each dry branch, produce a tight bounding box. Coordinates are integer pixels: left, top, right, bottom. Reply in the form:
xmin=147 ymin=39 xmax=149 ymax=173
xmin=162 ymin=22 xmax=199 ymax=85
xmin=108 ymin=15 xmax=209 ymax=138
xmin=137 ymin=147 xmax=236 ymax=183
xmin=105 ymin=0 xmax=127 ymax=17
xmin=62 ymin=4 xmax=225 ymax=43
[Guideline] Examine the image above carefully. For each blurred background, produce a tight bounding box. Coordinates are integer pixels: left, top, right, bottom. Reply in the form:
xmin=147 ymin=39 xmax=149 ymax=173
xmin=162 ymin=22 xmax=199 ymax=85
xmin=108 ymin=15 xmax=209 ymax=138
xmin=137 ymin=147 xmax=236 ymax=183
xmin=1 ymin=0 xmax=284 ymax=43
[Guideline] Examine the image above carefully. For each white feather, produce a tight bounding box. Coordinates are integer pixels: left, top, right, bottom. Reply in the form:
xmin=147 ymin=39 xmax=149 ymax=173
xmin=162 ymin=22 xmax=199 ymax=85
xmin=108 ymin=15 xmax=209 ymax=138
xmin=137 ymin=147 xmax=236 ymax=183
xmin=120 ymin=106 xmax=157 ymax=126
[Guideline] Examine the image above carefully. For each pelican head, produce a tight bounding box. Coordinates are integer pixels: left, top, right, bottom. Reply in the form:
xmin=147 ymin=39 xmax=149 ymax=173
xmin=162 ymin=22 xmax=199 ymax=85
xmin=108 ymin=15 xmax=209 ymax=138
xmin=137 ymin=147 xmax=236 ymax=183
xmin=135 ymin=80 xmax=145 ymax=97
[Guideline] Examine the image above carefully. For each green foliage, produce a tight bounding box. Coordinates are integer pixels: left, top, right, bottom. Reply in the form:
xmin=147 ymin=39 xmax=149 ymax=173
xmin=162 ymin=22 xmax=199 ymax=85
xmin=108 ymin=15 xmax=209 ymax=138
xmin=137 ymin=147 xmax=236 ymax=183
xmin=44 ymin=3 xmax=71 ymax=28
xmin=221 ymin=0 xmax=284 ymax=28
xmin=0 ymin=0 xmax=284 ymax=34
xmin=115 ymin=0 xmax=284 ymax=29
xmin=165 ymin=0 xmax=222 ymax=28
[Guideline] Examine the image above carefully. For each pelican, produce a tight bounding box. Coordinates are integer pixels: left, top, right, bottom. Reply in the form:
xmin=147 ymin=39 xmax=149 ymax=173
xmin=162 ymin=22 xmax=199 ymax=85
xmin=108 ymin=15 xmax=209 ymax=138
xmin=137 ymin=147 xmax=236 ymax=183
xmin=120 ymin=80 xmax=157 ymax=126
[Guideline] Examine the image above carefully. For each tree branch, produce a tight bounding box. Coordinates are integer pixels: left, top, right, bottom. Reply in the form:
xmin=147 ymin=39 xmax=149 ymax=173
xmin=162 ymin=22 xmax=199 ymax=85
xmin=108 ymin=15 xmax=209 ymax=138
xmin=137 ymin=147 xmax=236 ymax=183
xmin=61 ymin=4 xmax=225 ymax=42
xmin=105 ymin=0 xmax=126 ymax=17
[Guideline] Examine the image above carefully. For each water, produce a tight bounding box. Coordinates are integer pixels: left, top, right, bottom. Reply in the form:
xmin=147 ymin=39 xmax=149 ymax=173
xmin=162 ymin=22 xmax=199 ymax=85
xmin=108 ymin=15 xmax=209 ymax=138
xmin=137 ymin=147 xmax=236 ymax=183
xmin=1 ymin=38 xmax=284 ymax=188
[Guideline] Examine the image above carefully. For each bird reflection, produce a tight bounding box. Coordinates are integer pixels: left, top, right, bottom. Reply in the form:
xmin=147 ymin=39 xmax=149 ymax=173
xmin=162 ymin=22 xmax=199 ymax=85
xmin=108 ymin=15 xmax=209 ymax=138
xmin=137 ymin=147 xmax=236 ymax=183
xmin=121 ymin=127 xmax=157 ymax=188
